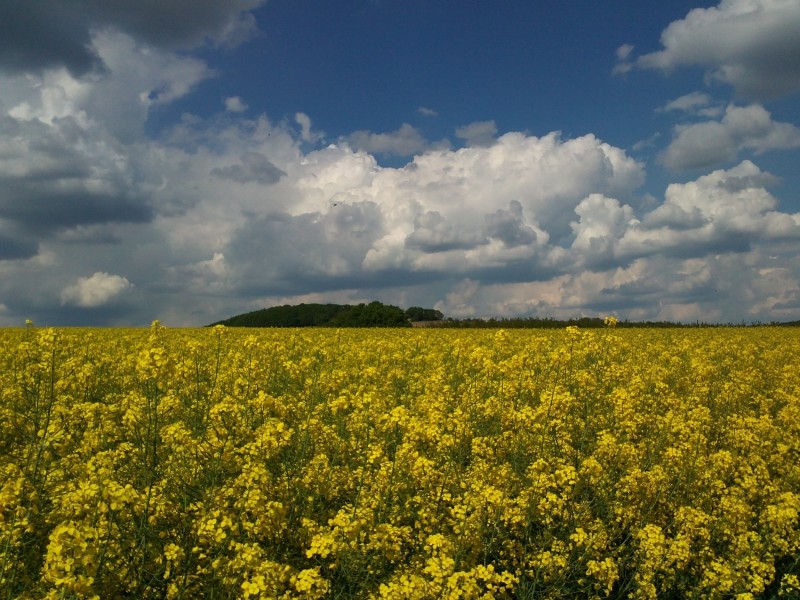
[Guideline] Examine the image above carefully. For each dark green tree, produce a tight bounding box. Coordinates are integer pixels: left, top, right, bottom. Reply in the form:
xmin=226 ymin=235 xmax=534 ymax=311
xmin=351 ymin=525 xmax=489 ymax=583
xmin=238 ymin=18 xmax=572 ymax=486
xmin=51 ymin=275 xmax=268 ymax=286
xmin=405 ymin=307 xmax=444 ymax=322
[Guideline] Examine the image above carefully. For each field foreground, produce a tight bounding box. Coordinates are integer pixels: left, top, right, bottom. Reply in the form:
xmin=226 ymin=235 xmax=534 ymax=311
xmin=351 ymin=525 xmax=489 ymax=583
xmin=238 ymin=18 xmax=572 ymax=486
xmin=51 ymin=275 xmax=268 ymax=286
xmin=1 ymin=324 xmax=799 ymax=599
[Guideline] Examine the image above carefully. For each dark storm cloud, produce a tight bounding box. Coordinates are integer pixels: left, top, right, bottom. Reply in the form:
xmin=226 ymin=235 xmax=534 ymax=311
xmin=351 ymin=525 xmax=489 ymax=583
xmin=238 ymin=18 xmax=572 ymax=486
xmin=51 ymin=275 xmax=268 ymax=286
xmin=773 ymin=297 xmax=800 ymax=311
xmin=0 ymin=184 xmax=152 ymax=232
xmin=0 ymin=116 xmax=153 ymax=234
xmin=31 ymin=303 xmax=138 ymax=327
xmin=0 ymin=116 xmax=92 ymax=180
xmin=0 ymin=233 xmax=39 ymax=260
xmin=0 ymin=0 xmax=265 ymax=76
xmin=0 ymin=2 xmax=103 ymax=76
xmin=84 ymin=0 xmax=264 ymax=49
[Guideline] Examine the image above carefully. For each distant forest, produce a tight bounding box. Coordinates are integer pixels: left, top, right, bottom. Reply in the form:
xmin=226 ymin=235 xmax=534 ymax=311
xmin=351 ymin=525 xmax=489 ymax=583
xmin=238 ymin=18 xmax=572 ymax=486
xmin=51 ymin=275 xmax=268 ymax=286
xmin=211 ymin=302 xmax=800 ymax=328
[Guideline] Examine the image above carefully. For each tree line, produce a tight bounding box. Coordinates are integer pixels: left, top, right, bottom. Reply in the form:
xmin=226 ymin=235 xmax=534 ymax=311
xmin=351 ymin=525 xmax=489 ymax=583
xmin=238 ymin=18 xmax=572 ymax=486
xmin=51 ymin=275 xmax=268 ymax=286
xmin=211 ymin=303 xmax=800 ymax=328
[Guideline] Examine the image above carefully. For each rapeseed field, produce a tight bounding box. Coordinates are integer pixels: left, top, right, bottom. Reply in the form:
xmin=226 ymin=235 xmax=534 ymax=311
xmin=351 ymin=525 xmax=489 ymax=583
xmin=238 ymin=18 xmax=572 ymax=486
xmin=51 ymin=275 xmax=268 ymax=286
xmin=1 ymin=322 xmax=799 ymax=598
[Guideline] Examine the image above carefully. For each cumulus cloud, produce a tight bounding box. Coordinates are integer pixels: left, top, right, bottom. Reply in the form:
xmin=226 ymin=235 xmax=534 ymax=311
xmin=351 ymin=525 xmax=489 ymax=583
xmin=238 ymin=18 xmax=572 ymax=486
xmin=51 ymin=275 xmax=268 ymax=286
xmin=658 ymin=92 xmax=720 ymax=115
xmin=137 ymin=127 xmax=644 ymax=312
xmin=0 ymin=113 xmax=153 ymax=243
xmin=224 ymin=96 xmax=248 ymax=113
xmin=351 ymin=131 xmax=644 ymax=275
xmin=660 ymin=104 xmax=800 ymax=170
xmin=0 ymin=25 xmax=237 ymax=260
xmin=60 ymin=272 xmax=133 ymax=307
xmin=483 ymin=201 xmax=540 ymax=248
xmin=654 ymin=161 xmax=785 ymax=228
xmin=571 ymin=161 xmax=800 ymax=267
xmin=3 ymin=29 xmax=214 ymax=141
xmin=616 ymin=0 xmax=800 ymax=100
xmin=571 ymin=195 xmax=638 ymax=268
xmin=295 ymin=112 xmax=325 ymax=144
xmin=416 ymin=106 xmax=438 ymax=117
xmin=455 ymin=120 xmax=498 ymax=147
xmin=1 ymin=33 xmax=799 ymax=326
xmin=0 ymin=0 xmax=265 ymax=76
xmin=2 ymin=115 xmax=799 ymax=325
xmin=431 ymin=244 xmax=800 ymax=324
xmin=615 ymin=44 xmax=635 ymax=62
xmin=346 ymin=123 xmax=427 ymax=156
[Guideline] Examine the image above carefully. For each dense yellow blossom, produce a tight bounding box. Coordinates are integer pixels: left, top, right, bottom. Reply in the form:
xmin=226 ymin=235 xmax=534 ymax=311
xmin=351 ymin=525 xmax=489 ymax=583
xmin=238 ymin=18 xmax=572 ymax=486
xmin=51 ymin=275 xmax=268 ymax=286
xmin=1 ymin=325 xmax=799 ymax=597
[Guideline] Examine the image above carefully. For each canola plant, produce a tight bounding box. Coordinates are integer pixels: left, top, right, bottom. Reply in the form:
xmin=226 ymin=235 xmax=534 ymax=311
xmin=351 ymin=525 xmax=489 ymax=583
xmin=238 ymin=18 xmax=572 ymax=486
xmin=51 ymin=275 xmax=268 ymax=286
xmin=1 ymin=322 xmax=799 ymax=598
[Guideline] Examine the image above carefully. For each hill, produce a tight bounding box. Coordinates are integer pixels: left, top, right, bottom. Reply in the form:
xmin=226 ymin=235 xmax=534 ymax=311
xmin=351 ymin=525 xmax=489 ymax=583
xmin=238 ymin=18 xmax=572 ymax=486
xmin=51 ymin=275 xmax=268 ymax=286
xmin=211 ymin=302 xmax=443 ymax=328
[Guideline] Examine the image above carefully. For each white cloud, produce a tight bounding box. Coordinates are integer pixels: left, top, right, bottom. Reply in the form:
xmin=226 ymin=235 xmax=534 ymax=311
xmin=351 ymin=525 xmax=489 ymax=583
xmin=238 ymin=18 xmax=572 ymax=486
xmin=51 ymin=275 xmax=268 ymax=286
xmin=439 ymin=279 xmax=482 ymax=318
xmin=4 ymin=82 xmax=800 ymax=326
xmin=615 ymin=44 xmax=634 ymax=62
xmin=455 ymin=120 xmax=498 ymax=147
xmin=350 ymin=131 xmax=644 ymax=274
xmin=416 ymin=106 xmax=438 ymax=117
xmin=294 ymin=112 xmax=326 ymax=144
xmin=655 ymin=161 xmax=784 ymax=225
xmin=346 ymin=123 xmax=427 ymax=156
xmin=60 ymin=272 xmax=133 ymax=307
xmin=658 ymin=91 xmax=714 ymax=113
xmin=0 ymin=128 xmax=798 ymax=324
xmin=619 ymin=0 xmax=800 ymax=99
xmin=3 ymin=29 xmax=214 ymax=141
xmin=571 ymin=161 xmax=800 ymax=267
xmin=660 ymin=103 xmax=800 ymax=170
xmin=571 ymin=194 xmax=638 ymax=267
xmin=224 ymin=96 xmax=248 ymax=112
xmin=1 ymin=35 xmax=799 ymax=326
xmin=429 ymin=244 xmax=800 ymax=324
xmin=132 ymin=126 xmax=643 ymax=306
xmin=632 ymin=133 xmax=662 ymax=152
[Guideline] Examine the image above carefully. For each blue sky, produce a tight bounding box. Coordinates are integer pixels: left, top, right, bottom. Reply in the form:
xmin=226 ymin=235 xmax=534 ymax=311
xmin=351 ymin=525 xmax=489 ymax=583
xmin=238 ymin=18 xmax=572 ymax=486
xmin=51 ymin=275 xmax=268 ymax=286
xmin=1 ymin=0 xmax=800 ymax=325
xmin=208 ymin=3 xmax=705 ymax=140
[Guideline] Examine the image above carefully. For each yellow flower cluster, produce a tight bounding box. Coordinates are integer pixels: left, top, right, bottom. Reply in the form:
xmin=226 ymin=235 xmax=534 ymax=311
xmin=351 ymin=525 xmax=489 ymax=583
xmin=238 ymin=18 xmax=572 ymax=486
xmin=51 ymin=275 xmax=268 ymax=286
xmin=1 ymin=324 xmax=799 ymax=598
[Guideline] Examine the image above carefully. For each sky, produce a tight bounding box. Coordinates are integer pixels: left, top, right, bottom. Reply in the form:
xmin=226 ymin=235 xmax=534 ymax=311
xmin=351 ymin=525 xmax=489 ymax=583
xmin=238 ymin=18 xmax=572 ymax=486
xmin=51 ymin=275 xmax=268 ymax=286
xmin=1 ymin=0 xmax=800 ymax=326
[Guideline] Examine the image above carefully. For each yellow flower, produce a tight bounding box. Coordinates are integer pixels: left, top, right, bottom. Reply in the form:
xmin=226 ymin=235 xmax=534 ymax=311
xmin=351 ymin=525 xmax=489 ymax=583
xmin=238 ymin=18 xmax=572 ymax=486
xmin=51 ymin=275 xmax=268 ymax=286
xmin=291 ymin=568 xmax=330 ymax=598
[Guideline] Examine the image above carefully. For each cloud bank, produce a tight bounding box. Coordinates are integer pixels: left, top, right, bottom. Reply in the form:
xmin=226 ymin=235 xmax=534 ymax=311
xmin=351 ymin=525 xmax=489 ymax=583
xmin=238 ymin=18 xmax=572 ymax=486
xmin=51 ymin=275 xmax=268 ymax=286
xmin=0 ymin=0 xmax=799 ymax=326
